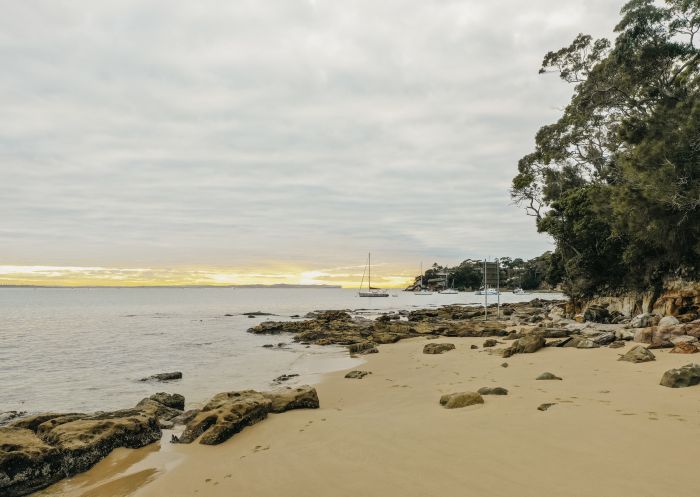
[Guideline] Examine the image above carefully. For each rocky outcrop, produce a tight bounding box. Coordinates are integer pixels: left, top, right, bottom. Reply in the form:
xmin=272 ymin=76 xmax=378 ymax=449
xmin=618 ymin=345 xmax=656 ymax=363
xmin=146 ymin=392 xmax=185 ymax=410
xmin=659 ymin=364 xmax=700 ymax=388
xmin=139 ymin=371 xmax=182 ymax=382
xmin=0 ymin=393 xmax=183 ymax=497
xmin=502 ymin=335 xmax=546 ymax=358
xmin=669 ymin=341 xmax=699 ymax=354
xmin=439 ymin=392 xmax=484 ymax=409
xmin=174 ymin=386 xmax=319 ymax=446
xmin=423 ymin=343 xmax=455 ymax=354
xmin=633 ymin=322 xmax=700 ymax=348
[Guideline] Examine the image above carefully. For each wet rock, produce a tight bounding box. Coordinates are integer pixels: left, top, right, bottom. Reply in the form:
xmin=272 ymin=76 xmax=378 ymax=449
xmin=170 ymin=409 xmax=199 ymax=426
xmin=348 ymin=341 xmax=377 ymax=354
xmin=0 ymin=406 xmax=161 ymax=497
xmin=273 ymin=373 xmax=299 ymax=384
xmin=139 ymin=371 xmax=182 ymax=382
xmin=0 ymin=411 xmax=26 ymax=427
xmin=423 ymin=343 xmax=456 ymax=354
xmin=536 ymin=372 xmax=562 ymax=380
xmin=618 ymin=345 xmax=656 ymax=363
xmin=482 ymin=339 xmax=498 ymax=348
xmin=176 ymin=386 xmax=319 ymax=445
xmin=148 ymin=392 xmax=185 ymax=411
xmin=502 ymin=335 xmax=546 ymax=358
xmin=537 ymin=403 xmax=556 ymax=411
xmin=669 ymin=342 xmax=699 ymax=354
xmin=477 ymin=387 xmax=508 ymax=395
xmin=345 ymin=371 xmax=371 ymax=379
xmin=659 ymin=363 xmax=700 ymax=388
xmin=439 ymin=392 xmax=484 ymax=409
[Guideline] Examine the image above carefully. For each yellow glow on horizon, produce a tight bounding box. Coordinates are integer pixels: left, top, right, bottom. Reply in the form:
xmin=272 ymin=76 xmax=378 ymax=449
xmin=0 ymin=265 xmax=415 ymax=289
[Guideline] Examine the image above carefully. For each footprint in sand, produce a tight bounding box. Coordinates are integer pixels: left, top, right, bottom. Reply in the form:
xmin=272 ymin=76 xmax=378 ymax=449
xmin=205 ymin=478 xmax=212 ymax=483
xmin=225 ymin=474 xmax=232 ymax=479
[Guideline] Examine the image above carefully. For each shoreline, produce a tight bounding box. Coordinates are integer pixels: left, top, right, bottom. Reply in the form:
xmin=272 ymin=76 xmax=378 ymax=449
xmin=36 ymin=333 xmax=700 ymax=497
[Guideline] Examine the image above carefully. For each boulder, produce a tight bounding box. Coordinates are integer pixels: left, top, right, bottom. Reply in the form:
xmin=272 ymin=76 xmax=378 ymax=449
xmin=583 ymin=305 xmax=610 ymax=323
xmin=439 ymin=392 xmax=484 ymax=409
xmin=502 ymin=335 xmax=546 ymax=358
xmin=0 ymin=407 xmax=161 ymax=497
xmin=658 ymin=316 xmax=680 ymax=329
xmin=139 ymin=371 xmax=182 ymax=382
xmin=609 ymin=341 xmax=626 ymax=349
xmin=344 ymin=370 xmax=371 ymax=379
xmin=669 ymin=342 xmax=699 ymax=354
xmin=592 ymin=332 xmax=616 ymax=346
xmin=470 ymin=344 xmax=478 ymax=349
xmin=630 ymin=313 xmax=657 ymax=328
xmin=576 ymin=338 xmax=601 ymax=349
xmin=423 ymin=343 xmax=456 ymax=355
xmin=482 ymin=339 xmax=498 ymax=348
xmin=477 ymin=387 xmax=508 ymax=395
xmin=147 ymin=392 xmax=185 ymax=411
xmin=175 ymin=386 xmax=318 ymax=445
xmin=0 ymin=411 xmax=26 ymax=427
xmin=536 ymin=372 xmax=562 ymax=380
xmin=618 ymin=345 xmax=656 ymax=363
xmin=659 ymin=364 xmax=700 ymax=388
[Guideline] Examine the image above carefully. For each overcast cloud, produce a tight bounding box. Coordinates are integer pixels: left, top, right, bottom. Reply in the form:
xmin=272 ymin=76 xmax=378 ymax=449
xmin=0 ymin=0 xmax=624 ymax=284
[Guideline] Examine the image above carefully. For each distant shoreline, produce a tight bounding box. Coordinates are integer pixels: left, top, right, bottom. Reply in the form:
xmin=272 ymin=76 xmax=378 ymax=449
xmin=0 ymin=284 xmax=344 ymax=289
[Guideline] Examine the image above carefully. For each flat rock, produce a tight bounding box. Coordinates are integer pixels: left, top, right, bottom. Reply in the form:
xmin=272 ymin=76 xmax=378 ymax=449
xmin=439 ymin=392 xmax=484 ymax=409
xmin=660 ymin=363 xmax=700 ymax=388
xmin=477 ymin=387 xmax=508 ymax=395
xmin=175 ymin=386 xmax=319 ymax=445
xmin=345 ymin=371 xmax=371 ymax=379
xmin=536 ymin=372 xmax=562 ymax=380
xmin=139 ymin=371 xmax=182 ymax=382
xmin=423 ymin=343 xmax=456 ymax=354
xmin=502 ymin=334 xmax=545 ymax=358
xmin=618 ymin=345 xmax=656 ymax=363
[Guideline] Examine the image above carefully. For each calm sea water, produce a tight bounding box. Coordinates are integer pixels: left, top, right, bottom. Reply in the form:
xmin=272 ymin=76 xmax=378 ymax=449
xmin=0 ymin=287 xmax=563 ymax=414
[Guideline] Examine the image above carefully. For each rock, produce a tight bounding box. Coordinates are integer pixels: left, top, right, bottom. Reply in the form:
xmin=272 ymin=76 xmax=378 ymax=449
xmin=176 ymin=386 xmax=319 ymax=445
xmin=470 ymin=344 xmax=478 ymax=349
xmin=0 ymin=411 xmax=26 ymax=427
xmin=423 ymin=343 xmax=456 ymax=354
xmin=0 ymin=406 xmax=161 ymax=496
xmin=592 ymin=332 xmax=616 ymax=346
xmin=170 ymin=409 xmax=199 ymax=426
xmin=536 ymin=372 xmax=562 ymax=380
xmin=669 ymin=342 xmax=699 ymax=354
xmin=574 ymin=314 xmax=585 ymax=323
xmin=630 ymin=313 xmax=657 ymax=328
xmin=659 ymin=363 xmax=700 ymax=388
xmin=618 ymin=345 xmax=656 ymax=363
xmin=439 ymin=392 xmax=484 ymax=409
xmin=501 ymin=362 xmax=509 ymax=368
xmin=482 ymin=339 xmax=498 ymax=348
xmin=148 ymin=392 xmax=185 ymax=411
xmin=658 ymin=316 xmax=680 ymax=329
xmin=273 ymin=373 xmax=299 ymax=384
xmin=477 ymin=387 xmax=508 ymax=395
xmin=537 ymin=403 xmax=556 ymax=411
xmin=348 ymin=342 xmax=377 ymax=354
xmin=584 ymin=304 xmax=610 ymax=323
xmin=670 ymin=335 xmax=698 ymax=345
xmin=345 ymin=370 xmax=371 ymax=379
xmin=615 ymin=329 xmax=635 ymax=341
xmin=502 ymin=334 xmax=546 ymax=358
xmin=139 ymin=371 xmax=182 ymax=382
xmin=609 ymin=341 xmax=626 ymax=349
xmin=262 ymin=344 xmax=274 ymax=348
xmin=576 ymin=338 xmax=600 ymax=349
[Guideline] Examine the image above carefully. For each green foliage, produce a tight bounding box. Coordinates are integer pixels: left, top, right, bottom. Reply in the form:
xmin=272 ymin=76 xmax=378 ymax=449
xmin=511 ymin=0 xmax=700 ymax=297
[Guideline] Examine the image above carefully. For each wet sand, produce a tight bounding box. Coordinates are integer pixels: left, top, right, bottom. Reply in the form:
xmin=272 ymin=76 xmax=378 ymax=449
xmin=41 ymin=337 xmax=700 ymax=497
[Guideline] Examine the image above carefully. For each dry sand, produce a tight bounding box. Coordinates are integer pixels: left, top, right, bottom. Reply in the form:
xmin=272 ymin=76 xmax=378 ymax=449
xmin=39 ymin=337 xmax=700 ymax=497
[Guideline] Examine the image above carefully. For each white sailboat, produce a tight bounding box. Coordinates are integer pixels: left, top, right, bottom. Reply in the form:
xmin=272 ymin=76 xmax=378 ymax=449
xmin=358 ymin=253 xmax=389 ymax=297
xmin=414 ymin=262 xmax=433 ymax=295
xmin=439 ymin=272 xmax=458 ymax=294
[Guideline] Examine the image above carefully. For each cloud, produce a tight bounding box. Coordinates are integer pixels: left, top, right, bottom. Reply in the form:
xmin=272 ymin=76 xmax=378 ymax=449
xmin=0 ymin=0 xmax=624 ymax=282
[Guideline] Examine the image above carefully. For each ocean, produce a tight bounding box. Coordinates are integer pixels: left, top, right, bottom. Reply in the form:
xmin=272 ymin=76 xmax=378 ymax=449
xmin=0 ymin=287 xmax=563 ymax=414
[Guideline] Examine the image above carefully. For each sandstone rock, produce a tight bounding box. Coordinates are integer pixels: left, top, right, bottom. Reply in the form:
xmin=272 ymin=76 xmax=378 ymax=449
xmin=482 ymin=339 xmax=499 ymax=348
xmin=536 ymin=372 xmax=562 ymax=380
xmin=134 ymin=399 xmax=183 ymax=421
xmin=344 ymin=370 xmax=371 ymax=379
xmin=423 ymin=343 xmax=456 ymax=354
xmin=630 ymin=313 xmax=656 ymax=328
xmin=0 ymin=411 xmax=26 ymax=427
xmin=477 ymin=387 xmax=508 ymax=395
xmin=592 ymin=332 xmax=616 ymax=346
xmin=670 ymin=335 xmax=698 ymax=345
xmin=615 ymin=329 xmax=635 ymax=341
xmin=176 ymin=386 xmax=319 ymax=445
xmin=348 ymin=342 xmax=377 ymax=354
xmin=139 ymin=371 xmax=182 ymax=382
xmin=658 ymin=316 xmax=680 ymax=329
xmin=502 ymin=335 xmax=546 ymax=358
xmin=148 ymin=392 xmax=185 ymax=411
xmin=439 ymin=392 xmax=484 ymax=409
xmin=0 ymin=406 xmax=161 ymax=497
xmin=659 ymin=363 xmax=700 ymax=388
xmin=669 ymin=342 xmax=699 ymax=354
xmin=618 ymin=345 xmax=656 ymax=363
xmin=576 ymin=338 xmax=601 ymax=349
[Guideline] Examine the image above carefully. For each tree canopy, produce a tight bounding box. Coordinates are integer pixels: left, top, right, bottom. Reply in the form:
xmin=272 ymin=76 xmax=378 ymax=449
xmin=511 ymin=0 xmax=700 ymax=298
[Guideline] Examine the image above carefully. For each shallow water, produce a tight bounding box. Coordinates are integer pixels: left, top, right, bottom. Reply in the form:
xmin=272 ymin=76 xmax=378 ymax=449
xmin=0 ymin=287 xmax=563 ymax=413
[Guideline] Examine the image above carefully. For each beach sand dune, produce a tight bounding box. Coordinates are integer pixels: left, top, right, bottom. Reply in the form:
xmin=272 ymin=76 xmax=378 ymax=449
xmin=42 ymin=337 xmax=700 ymax=497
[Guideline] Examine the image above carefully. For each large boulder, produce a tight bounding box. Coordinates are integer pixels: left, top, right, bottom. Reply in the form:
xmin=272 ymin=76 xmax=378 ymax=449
xmin=669 ymin=342 xmax=699 ymax=354
xmin=630 ymin=313 xmax=657 ymax=328
xmin=147 ymin=392 xmax=185 ymax=410
xmin=658 ymin=316 xmax=680 ymax=329
xmin=0 ymin=406 xmax=161 ymax=497
xmin=583 ymin=304 xmax=610 ymax=323
xmin=175 ymin=386 xmax=318 ymax=446
xmin=502 ymin=335 xmax=545 ymax=358
xmin=618 ymin=345 xmax=656 ymax=363
xmin=659 ymin=364 xmax=700 ymax=388
xmin=423 ymin=343 xmax=456 ymax=354
xmin=633 ymin=322 xmax=700 ymax=348
xmin=439 ymin=392 xmax=484 ymax=409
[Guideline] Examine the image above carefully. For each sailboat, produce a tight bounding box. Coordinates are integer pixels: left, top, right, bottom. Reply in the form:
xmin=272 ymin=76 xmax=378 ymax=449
xmin=358 ymin=253 xmax=389 ymax=297
xmin=439 ymin=273 xmax=458 ymax=294
xmin=414 ymin=262 xmax=433 ymax=295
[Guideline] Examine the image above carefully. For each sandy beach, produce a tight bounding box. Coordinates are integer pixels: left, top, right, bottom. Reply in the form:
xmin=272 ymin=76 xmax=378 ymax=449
xmin=40 ymin=335 xmax=700 ymax=497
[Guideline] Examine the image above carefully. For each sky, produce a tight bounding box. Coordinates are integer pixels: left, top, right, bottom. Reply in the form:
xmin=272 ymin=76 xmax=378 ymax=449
xmin=0 ymin=0 xmax=624 ymax=287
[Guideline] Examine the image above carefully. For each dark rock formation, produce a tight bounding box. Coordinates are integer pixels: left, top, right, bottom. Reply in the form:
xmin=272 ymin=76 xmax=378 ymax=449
xmin=139 ymin=371 xmax=182 ymax=382
xmin=344 ymin=371 xmax=371 ymax=379
xmin=659 ymin=363 xmax=700 ymax=388
xmin=477 ymin=387 xmax=508 ymax=395
xmin=423 ymin=343 xmax=456 ymax=354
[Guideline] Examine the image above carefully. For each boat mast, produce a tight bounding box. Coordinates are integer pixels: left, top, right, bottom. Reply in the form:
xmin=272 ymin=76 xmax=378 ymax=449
xmin=368 ymin=252 xmax=371 ymax=290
